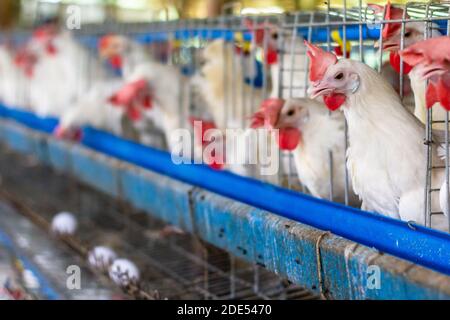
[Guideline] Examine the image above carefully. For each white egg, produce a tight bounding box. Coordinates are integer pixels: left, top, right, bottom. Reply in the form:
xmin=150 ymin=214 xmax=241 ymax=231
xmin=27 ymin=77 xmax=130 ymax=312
xmin=88 ymin=246 xmax=117 ymax=270
xmin=51 ymin=212 xmax=77 ymax=235
xmin=109 ymin=259 xmax=140 ymax=286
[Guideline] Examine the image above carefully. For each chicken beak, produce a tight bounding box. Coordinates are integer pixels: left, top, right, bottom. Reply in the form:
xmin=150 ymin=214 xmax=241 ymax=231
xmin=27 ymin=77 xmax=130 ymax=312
xmin=250 ymin=99 xmax=284 ymax=129
xmin=98 ymin=35 xmax=117 ymax=60
xmin=99 ymin=47 xmax=112 ymax=60
xmin=308 ymin=82 xmax=334 ymax=99
xmin=419 ymin=62 xmax=448 ymax=81
xmin=380 ymin=34 xmax=401 ymax=52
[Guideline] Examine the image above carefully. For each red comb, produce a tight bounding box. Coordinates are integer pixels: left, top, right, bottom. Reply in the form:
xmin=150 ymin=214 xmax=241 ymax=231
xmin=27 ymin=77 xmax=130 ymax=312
xmin=437 ymin=75 xmax=450 ymax=111
xmin=383 ymin=1 xmax=409 ymax=39
xmin=249 ymin=111 xmax=265 ymax=129
xmin=244 ymin=19 xmax=266 ymax=45
xmin=32 ymin=25 xmax=57 ymax=40
xmin=304 ymin=40 xmax=338 ymax=82
xmin=98 ymin=34 xmax=115 ymax=50
xmin=110 ymin=79 xmax=148 ymax=106
xmin=400 ymin=36 xmax=450 ymax=67
xmin=369 ymin=2 xmax=407 ymax=39
xmin=250 ymin=98 xmax=285 ymax=129
xmin=367 ymin=3 xmax=383 ymax=13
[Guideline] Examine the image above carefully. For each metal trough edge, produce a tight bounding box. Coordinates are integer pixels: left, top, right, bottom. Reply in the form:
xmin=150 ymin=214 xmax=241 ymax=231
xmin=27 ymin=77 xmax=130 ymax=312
xmin=0 ymin=119 xmax=449 ymax=299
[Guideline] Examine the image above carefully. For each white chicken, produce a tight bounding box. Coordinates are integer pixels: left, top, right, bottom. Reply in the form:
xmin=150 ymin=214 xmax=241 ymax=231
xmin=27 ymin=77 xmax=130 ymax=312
xmin=400 ymin=36 xmax=450 ymax=219
xmin=250 ymin=98 xmax=359 ymax=205
xmin=192 ymin=39 xmax=267 ymax=175
xmin=0 ymin=43 xmax=31 ymax=108
xmin=98 ymin=34 xmax=189 ymax=151
xmin=193 ymin=39 xmax=266 ymax=129
xmin=305 ymin=41 xmax=448 ymax=230
xmin=245 ymin=22 xmax=307 ymax=99
xmin=54 ymin=79 xmax=125 ymax=140
xmin=374 ymin=2 xmax=444 ymax=128
xmin=28 ymin=25 xmax=108 ymax=118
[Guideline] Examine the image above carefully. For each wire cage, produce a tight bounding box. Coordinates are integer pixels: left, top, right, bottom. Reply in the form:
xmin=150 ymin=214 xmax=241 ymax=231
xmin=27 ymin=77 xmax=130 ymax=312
xmin=58 ymin=0 xmax=450 ymax=231
xmin=0 ymin=0 xmax=450 ymax=299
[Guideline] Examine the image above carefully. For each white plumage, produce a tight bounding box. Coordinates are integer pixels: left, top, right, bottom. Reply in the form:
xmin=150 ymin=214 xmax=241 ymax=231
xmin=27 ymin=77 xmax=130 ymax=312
xmin=0 ymin=45 xmax=30 ymax=108
xmin=269 ymin=36 xmax=308 ymax=99
xmin=56 ymin=79 xmax=125 ymax=138
xmin=283 ymin=99 xmax=358 ymax=204
xmin=193 ymin=39 xmax=266 ymax=175
xmin=251 ymin=98 xmax=359 ymax=204
xmin=100 ymin=35 xmax=188 ymax=151
xmin=28 ymin=31 xmax=108 ymax=118
xmin=308 ymin=55 xmax=448 ymax=230
xmin=381 ymin=19 xmax=445 ymax=128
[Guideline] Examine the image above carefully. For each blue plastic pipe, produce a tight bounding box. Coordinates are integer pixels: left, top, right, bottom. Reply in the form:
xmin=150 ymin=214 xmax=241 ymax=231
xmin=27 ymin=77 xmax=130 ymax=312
xmin=83 ymin=127 xmax=450 ymax=275
xmin=75 ymin=20 xmax=448 ymax=48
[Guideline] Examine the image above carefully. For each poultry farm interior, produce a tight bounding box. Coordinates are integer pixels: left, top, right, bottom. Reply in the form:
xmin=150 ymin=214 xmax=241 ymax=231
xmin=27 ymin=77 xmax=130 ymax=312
xmin=0 ymin=0 xmax=449 ymax=301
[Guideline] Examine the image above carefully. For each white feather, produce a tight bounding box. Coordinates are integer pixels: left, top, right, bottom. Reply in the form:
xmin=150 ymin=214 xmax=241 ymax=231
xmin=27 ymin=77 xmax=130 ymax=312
xmin=336 ymin=59 xmax=447 ymax=230
xmin=287 ymin=98 xmax=359 ymax=204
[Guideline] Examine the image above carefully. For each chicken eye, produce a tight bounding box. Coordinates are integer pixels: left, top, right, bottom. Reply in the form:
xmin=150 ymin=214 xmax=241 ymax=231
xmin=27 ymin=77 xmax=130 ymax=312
xmin=272 ymin=33 xmax=279 ymax=40
xmin=405 ymin=30 xmax=412 ymax=38
xmin=287 ymin=109 xmax=295 ymax=117
xmin=335 ymin=72 xmax=344 ymax=80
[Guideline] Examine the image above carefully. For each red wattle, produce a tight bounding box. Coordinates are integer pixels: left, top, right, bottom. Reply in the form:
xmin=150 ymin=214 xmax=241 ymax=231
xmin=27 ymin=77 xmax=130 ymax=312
xmin=323 ymin=93 xmax=346 ymax=111
xmin=109 ymin=55 xmax=123 ymax=69
xmin=141 ymin=94 xmax=153 ymax=109
xmin=25 ymin=68 xmax=34 ymax=78
xmin=53 ymin=126 xmax=83 ymax=142
xmin=46 ymin=43 xmax=57 ymax=55
xmin=426 ymin=82 xmax=439 ymax=109
xmin=266 ymin=50 xmax=278 ymax=65
xmin=72 ymin=128 xmax=83 ymax=142
xmin=277 ymin=128 xmax=301 ymax=151
xmin=127 ymin=105 xmax=142 ymax=122
xmin=205 ymin=147 xmax=225 ymax=170
xmin=208 ymin=160 xmax=225 ymax=170
xmin=189 ymin=117 xmax=217 ymax=146
xmin=389 ymin=52 xmax=413 ymax=75
xmin=437 ymin=77 xmax=450 ymax=111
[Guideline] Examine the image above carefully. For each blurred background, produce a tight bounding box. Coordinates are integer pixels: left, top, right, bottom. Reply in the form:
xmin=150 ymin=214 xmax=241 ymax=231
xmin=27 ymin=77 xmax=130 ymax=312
xmin=0 ymin=0 xmax=422 ymax=29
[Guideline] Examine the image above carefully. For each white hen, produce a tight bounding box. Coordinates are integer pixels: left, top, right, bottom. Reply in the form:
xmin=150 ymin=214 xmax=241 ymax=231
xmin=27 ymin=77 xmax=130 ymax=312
xmin=0 ymin=44 xmax=30 ymax=108
xmin=99 ymin=35 xmax=189 ymax=151
xmin=192 ymin=39 xmax=267 ymax=175
xmin=29 ymin=29 xmax=108 ymax=118
xmin=251 ymin=98 xmax=359 ymax=204
xmin=376 ymin=3 xmax=444 ymax=128
xmin=306 ymin=41 xmax=448 ymax=230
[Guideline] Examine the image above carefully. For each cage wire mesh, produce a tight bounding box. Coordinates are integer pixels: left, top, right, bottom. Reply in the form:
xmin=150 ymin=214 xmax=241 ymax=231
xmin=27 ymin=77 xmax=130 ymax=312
xmin=0 ymin=0 xmax=450 ymax=300
xmin=0 ymin=139 xmax=317 ymax=300
xmin=1 ymin=8 xmax=449 ymax=207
